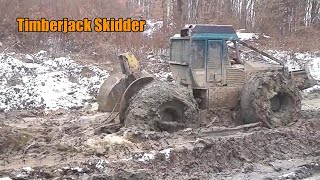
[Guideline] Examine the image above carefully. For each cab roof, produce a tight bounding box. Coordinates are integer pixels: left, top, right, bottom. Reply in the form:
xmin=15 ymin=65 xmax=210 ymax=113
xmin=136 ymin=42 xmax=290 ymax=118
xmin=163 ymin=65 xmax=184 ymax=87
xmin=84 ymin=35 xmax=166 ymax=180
xmin=172 ymin=24 xmax=239 ymax=41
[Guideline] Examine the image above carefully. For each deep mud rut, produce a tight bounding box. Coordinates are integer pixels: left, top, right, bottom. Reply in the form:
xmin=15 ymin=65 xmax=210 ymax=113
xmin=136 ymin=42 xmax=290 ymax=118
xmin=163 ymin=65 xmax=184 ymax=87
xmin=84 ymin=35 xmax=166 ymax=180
xmin=0 ymin=96 xmax=320 ymax=179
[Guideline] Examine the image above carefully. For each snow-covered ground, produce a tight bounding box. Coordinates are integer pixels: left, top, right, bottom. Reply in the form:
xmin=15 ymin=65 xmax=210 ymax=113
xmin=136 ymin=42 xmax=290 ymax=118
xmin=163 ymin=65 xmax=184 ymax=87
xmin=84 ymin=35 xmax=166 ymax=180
xmin=143 ymin=20 xmax=163 ymax=36
xmin=0 ymin=51 xmax=109 ymax=112
xmin=0 ymin=49 xmax=172 ymax=112
xmin=236 ymin=30 xmax=270 ymax=41
xmin=237 ymin=32 xmax=260 ymax=41
xmin=305 ymin=57 xmax=320 ymax=81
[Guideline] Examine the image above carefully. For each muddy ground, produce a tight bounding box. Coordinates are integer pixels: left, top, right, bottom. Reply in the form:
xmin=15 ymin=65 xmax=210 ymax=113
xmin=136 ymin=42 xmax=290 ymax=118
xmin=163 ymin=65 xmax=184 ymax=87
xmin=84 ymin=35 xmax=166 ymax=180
xmin=0 ymin=94 xmax=319 ymax=180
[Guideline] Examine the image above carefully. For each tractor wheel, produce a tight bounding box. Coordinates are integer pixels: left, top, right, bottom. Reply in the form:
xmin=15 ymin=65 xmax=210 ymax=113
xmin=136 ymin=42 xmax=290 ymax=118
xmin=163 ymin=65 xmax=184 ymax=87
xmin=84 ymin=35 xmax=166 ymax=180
xmin=241 ymin=72 xmax=301 ymax=128
xmin=123 ymin=81 xmax=199 ymax=132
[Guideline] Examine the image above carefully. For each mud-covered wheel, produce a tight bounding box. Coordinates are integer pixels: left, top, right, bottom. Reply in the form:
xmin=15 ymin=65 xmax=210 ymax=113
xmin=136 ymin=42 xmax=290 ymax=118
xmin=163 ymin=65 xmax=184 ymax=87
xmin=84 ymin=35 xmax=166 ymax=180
xmin=123 ymin=82 xmax=199 ymax=132
xmin=241 ymin=72 xmax=301 ymax=128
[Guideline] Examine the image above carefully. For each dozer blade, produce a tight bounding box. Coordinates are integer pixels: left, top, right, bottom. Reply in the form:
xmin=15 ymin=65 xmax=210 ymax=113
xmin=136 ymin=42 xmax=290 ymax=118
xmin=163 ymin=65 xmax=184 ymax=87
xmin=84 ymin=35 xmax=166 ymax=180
xmin=97 ymin=73 xmax=136 ymax=112
xmin=97 ymin=51 xmax=153 ymax=113
xmin=118 ymin=76 xmax=154 ymax=124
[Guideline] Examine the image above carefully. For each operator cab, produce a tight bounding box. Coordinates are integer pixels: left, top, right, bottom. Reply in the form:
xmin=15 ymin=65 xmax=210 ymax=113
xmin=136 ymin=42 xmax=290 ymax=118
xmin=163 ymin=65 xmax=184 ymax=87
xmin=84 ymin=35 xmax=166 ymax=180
xmin=169 ymin=24 xmax=243 ymax=87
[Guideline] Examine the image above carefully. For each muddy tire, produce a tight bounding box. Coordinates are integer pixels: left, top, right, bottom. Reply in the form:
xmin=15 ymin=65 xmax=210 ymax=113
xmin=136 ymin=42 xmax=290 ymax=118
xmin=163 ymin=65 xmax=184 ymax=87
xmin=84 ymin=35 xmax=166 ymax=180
xmin=123 ymin=82 xmax=199 ymax=132
xmin=241 ymin=72 xmax=301 ymax=128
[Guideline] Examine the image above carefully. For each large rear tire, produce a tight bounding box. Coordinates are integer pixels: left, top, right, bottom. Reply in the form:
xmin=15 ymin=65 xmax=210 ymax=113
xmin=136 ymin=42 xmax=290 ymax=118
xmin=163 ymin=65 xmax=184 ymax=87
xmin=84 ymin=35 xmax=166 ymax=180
xmin=123 ymin=82 xmax=199 ymax=132
xmin=241 ymin=72 xmax=301 ymax=128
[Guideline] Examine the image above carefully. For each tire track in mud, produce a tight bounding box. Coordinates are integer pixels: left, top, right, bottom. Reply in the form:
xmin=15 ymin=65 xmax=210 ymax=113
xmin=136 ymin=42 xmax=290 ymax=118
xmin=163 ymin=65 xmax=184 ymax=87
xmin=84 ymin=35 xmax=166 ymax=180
xmin=111 ymin=115 xmax=320 ymax=179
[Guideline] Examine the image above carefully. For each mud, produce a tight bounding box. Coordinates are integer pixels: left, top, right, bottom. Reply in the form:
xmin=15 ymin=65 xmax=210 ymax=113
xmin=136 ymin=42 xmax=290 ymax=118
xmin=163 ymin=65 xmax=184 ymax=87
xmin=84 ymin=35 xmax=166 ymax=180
xmin=201 ymin=108 xmax=243 ymax=128
xmin=0 ymin=104 xmax=319 ymax=179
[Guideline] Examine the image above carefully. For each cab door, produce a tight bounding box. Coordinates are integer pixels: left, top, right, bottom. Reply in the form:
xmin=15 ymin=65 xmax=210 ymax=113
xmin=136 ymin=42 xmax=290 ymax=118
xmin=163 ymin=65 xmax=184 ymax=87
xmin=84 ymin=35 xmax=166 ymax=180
xmin=206 ymin=40 xmax=224 ymax=82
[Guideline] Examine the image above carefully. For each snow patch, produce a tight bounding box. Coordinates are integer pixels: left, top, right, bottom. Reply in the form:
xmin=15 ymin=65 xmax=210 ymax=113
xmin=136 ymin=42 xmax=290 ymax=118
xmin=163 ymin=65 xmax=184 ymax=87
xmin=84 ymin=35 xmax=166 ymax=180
xmin=307 ymin=57 xmax=320 ymax=81
xmin=154 ymin=71 xmax=172 ymax=81
xmin=236 ymin=29 xmax=271 ymax=41
xmin=303 ymin=85 xmax=320 ymax=93
xmin=95 ymin=159 xmax=109 ymax=169
xmin=278 ymin=172 xmax=296 ymax=179
xmin=160 ymin=148 xmax=172 ymax=160
xmin=22 ymin=167 xmax=33 ymax=173
xmin=25 ymin=54 xmax=33 ymax=60
xmin=143 ymin=20 xmax=163 ymax=36
xmin=237 ymin=32 xmax=259 ymax=41
xmin=0 ymin=51 xmax=109 ymax=111
xmin=71 ymin=167 xmax=83 ymax=172
xmin=262 ymin=34 xmax=271 ymax=39
xmin=0 ymin=178 xmax=12 ymax=180
xmin=134 ymin=148 xmax=172 ymax=163
xmin=137 ymin=152 xmax=156 ymax=162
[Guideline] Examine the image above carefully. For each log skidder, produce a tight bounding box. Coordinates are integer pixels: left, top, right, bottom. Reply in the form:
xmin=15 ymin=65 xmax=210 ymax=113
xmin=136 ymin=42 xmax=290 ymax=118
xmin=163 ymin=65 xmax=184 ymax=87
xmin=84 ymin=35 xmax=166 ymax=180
xmin=98 ymin=24 xmax=314 ymax=132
